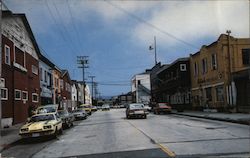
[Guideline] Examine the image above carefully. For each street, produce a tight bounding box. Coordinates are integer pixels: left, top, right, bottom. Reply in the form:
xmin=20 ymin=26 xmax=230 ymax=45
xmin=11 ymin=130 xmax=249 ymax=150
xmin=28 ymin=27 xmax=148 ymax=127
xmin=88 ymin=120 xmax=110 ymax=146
xmin=2 ymin=109 xmax=250 ymax=158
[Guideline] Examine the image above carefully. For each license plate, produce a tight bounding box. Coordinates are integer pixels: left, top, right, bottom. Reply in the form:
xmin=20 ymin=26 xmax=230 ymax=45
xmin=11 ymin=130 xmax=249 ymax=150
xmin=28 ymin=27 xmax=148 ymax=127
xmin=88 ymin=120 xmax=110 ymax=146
xmin=32 ymin=133 xmax=40 ymax=137
xmin=134 ymin=111 xmax=144 ymax=114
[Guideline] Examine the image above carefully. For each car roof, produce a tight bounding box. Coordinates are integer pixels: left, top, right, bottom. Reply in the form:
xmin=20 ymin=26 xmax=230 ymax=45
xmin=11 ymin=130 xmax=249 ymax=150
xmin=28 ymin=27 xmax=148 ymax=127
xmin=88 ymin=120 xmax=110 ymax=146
xmin=37 ymin=104 xmax=58 ymax=108
xmin=32 ymin=112 xmax=56 ymax=117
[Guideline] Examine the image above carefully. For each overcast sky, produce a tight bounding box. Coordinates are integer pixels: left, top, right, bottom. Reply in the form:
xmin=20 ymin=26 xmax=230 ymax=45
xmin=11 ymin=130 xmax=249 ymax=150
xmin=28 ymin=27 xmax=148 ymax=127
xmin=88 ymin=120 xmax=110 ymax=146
xmin=3 ymin=0 xmax=249 ymax=97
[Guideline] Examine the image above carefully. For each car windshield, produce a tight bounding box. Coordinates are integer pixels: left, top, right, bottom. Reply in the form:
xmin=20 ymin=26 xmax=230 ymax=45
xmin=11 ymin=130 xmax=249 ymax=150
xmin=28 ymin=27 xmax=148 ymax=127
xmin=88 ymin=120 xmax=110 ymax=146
xmin=37 ymin=106 xmax=57 ymax=114
xmin=129 ymin=104 xmax=144 ymax=109
xmin=158 ymin=103 xmax=168 ymax=107
xmin=58 ymin=111 xmax=68 ymax=115
xmin=30 ymin=114 xmax=55 ymax=122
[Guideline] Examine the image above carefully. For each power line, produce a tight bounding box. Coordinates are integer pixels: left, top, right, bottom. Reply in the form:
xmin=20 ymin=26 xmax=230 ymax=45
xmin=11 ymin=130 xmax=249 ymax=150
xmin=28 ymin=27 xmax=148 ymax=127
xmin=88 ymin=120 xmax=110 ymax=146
xmin=66 ymin=0 xmax=85 ymax=54
xmin=51 ymin=1 xmax=79 ymax=55
xmin=105 ymin=1 xmax=199 ymax=49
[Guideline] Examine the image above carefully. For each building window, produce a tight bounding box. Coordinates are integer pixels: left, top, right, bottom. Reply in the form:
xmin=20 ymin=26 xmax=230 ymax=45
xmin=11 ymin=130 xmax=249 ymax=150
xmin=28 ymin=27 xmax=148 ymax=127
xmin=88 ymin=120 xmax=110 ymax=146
xmin=5 ymin=45 xmax=11 ymax=65
xmin=60 ymin=79 xmax=64 ymax=89
xmin=205 ymin=87 xmax=212 ymax=101
xmin=242 ymin=49 xmax=250 ymax=65
xmin=211 ymin=54 xmax=217 ymax=70
xmin=32 ymin=93 xmax=39 ymax=102
xmin=202 ymin=58 xmax=207 ymax=74
xmin=194 ymin=62 xmax=199 ymax=77
xmin=32 ymin=65 xmax=38 ymax=75
xmin=44 ymin=70 xmax=47 ymax=83
xmin=15 ymin=89 xmax=21 ymax=100
xmin=22 ymin=91 xmax=28 ymax=100
xmin=216 ymin=86 xmax=224 ymax=102
xmin=15 ymin=47 xmax=25 ymax=67
xmin=40 ymin=68 xmax=43 ymax=81
xmin=1 ymin=88 xmax=8 ymax=100
xmin=180 ymin=64 xmax=187 ymax=71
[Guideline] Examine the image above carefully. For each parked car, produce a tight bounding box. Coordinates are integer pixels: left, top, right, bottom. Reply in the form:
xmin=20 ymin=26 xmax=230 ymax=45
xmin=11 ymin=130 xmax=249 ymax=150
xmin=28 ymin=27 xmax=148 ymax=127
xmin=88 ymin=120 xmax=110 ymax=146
xmin=79 ymin=104 xmax=92 ymax=115
xmin=144 ymin=105 xmax=152 ymax=112
xmin=36 ymin=104 xmax=59 ymax=114
xmin=91 ymin=106 xmax=98 ymax=112
xmin=58 ymin=110 xmax=74 ymax=128
xmin=102 ymin=104 xmax=110 ymax=111
xmin=126 ymin=103 xmax=147 ymax=119
xmin=19 ymin=113 xmax=63 ymax=138
xmin=72 ymin=109 xmax=88 ymax=120
xmin=152 ymin=103 xmax=172 ymax=114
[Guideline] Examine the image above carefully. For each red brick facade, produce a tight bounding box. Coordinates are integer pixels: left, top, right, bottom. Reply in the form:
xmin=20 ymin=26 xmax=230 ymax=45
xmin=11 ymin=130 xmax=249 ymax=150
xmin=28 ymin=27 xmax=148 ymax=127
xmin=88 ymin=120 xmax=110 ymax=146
xmin=1 ymin=12 xmax=41 ymax=125
xmin=2 ymin=35 xmax=40 ymax=124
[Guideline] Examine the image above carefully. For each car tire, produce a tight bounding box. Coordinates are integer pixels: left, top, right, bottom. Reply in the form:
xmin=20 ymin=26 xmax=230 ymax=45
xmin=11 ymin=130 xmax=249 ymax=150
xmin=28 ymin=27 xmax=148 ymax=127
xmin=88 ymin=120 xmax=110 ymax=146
xmin=59 ymin=127 xmax=63 ymax=135
xmin=126 ymin=115 xmax=130 ymax=119
xmin=144 ymin=115 xmax=147 ymax=119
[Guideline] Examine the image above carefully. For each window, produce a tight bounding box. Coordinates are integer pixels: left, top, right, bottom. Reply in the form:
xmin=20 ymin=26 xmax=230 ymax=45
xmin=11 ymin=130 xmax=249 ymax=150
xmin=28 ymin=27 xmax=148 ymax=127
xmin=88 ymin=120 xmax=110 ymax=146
xmin=15 ymin=47 xmax=25 ymax=67
xmin=194 ymin=62 xmax=199 ymax=77
xmin=205 ymin=87 xmax=212 ymax=101
xmin=44 ymin=70 xmax=47 ymax=83
xmin=40 ymin=68 xmax=43 ymax=81
xmin=242 ymin=49 xmax=250 ymax=65
xmin=202 ymin=58 xmax=207 ymax=74
xmin=32 ymin=93 xmax=39 ymax=102
xmin=22 ymin=91 xmax=28 ymax=100
xmin=15 ymin=89 xmax=21 ymax=100
xmin=137 ymin=80 xmax=141 ymax=85
xmin=5 ymin=45 xmax=11 ymax=65
xmin=60 ymin=79 xmax=64 ymax=89
xmin=180 ymin=64 xmax=187 ymax=71
xmin=32 ymin=65 xmax=38 ymax=75
xmin=216 ymin=86 xmax=224 ymax=102
xmin=1 ymin=88 xmax=8 ymax=100
xmin=211 ymin=54 xmax=217 ymax=70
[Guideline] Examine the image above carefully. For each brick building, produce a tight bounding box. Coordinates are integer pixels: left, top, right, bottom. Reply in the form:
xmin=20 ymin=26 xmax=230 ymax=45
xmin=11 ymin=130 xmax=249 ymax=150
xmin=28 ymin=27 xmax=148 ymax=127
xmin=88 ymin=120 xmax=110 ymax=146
xmin=190 ymin=34 xmax=250 ymax=112
xmin=59 ymin=70 xmax=72 ymax=110
xmin=1 ymin=11 xmax=41 ymax=126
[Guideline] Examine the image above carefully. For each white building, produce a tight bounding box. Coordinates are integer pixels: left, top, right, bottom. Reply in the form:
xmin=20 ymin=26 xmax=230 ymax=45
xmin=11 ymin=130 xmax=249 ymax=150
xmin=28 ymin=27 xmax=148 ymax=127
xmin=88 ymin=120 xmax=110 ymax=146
xmin=39 ymin=55 xmax=54 ymax=105
xmin=77 ymin=82 xmax=92 ymax=105
xmin=131 ymin=72 xmax=151 ymax=105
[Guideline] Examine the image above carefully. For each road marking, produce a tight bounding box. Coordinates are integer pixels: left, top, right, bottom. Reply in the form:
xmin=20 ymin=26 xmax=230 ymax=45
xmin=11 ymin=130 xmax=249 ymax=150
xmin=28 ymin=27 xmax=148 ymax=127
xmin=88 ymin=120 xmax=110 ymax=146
xmin=157 ymin=143 xmax=176 ymax=157
xmin=126 ymin=120 xmax=176 ymax=157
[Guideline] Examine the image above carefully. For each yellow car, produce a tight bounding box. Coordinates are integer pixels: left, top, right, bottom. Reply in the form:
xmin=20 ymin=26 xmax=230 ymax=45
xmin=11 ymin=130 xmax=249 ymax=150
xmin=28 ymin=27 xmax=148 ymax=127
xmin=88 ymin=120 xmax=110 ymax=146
xmin=79 ymin=104 xmax=92 ymax=115
xmin=19 ymin=113 xmax=63 ymax=138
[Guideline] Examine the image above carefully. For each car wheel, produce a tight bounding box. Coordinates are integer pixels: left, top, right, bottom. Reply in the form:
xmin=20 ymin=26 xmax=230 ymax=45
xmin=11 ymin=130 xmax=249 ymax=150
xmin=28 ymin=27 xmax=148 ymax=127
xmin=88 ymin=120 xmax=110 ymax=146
xmin=126 ymin=115 xmax=130 ymax=119
xmin=144 ymin=115 xmax=147 ymax=119
xmin=59 ymin=127 xmax=63 ymax=135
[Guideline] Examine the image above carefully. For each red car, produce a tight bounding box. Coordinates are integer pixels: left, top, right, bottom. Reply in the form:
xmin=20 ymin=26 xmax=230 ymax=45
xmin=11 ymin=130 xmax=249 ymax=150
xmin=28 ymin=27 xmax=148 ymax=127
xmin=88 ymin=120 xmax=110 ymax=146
xmin=153 ymin=103 xmax=172 ymax=114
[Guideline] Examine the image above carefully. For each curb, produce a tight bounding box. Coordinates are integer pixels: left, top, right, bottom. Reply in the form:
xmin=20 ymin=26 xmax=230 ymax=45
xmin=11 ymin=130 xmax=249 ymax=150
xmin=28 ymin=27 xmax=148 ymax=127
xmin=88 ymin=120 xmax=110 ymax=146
xmin=172 ymin=112 xmax=250 ymax=125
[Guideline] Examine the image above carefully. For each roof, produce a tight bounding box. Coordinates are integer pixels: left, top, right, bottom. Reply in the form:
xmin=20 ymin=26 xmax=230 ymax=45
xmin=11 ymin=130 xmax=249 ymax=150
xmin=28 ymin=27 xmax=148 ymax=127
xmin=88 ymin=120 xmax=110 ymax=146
xmin=2 ymin=10 xmax=42 ymax=58
xmin=61 ymin=69 xmax=71 ymax=81
xmin=156 ymin=57 xmax=189 ymax=75
xmin=39 ymin=54 xmax=55 ymax=67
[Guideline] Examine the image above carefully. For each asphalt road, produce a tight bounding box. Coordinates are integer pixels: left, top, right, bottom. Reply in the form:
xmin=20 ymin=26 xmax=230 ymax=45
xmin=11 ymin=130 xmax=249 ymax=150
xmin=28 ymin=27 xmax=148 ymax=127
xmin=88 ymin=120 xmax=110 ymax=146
xmin=2 ymin=109 xmax=250 ymax=158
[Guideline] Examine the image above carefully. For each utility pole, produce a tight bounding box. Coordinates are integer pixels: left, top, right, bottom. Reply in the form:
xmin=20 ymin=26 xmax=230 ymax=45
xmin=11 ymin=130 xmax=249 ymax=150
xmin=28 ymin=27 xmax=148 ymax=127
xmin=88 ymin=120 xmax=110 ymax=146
xmin=226 ymin=30 xmax=233 ymax=108
xmin=149 ymin=36 xmax=157 ymax=65
xmin=77 ymin=56 xmax=89 ymax=104
xmin=0 ymin=0 xmax=2 ymax=129
xmin=88 ymin=75 xmax=95 ymax=105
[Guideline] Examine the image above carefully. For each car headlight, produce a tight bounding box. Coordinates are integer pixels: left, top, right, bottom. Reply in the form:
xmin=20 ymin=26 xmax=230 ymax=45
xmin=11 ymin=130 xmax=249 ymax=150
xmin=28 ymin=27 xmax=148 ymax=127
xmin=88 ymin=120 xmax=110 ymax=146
xmin=21 ymin=128 xmax=29 ymax=132
xmin=43 ymin=125 xmax=52 ymax=129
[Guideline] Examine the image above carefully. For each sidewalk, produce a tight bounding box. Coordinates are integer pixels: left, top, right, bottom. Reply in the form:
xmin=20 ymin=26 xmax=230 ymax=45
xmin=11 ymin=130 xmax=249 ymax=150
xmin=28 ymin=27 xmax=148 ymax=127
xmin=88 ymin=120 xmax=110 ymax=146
xmin=0 ymin=123 xmax=23 ymax=153
xmin=172 ymin=110 xmax=250 ymax=125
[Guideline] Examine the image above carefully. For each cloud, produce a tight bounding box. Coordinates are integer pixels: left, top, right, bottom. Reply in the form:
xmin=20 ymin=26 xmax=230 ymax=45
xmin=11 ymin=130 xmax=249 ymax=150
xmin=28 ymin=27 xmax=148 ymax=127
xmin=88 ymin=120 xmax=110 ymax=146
xmin=133 ymin=1 xmax=249 ymax=49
